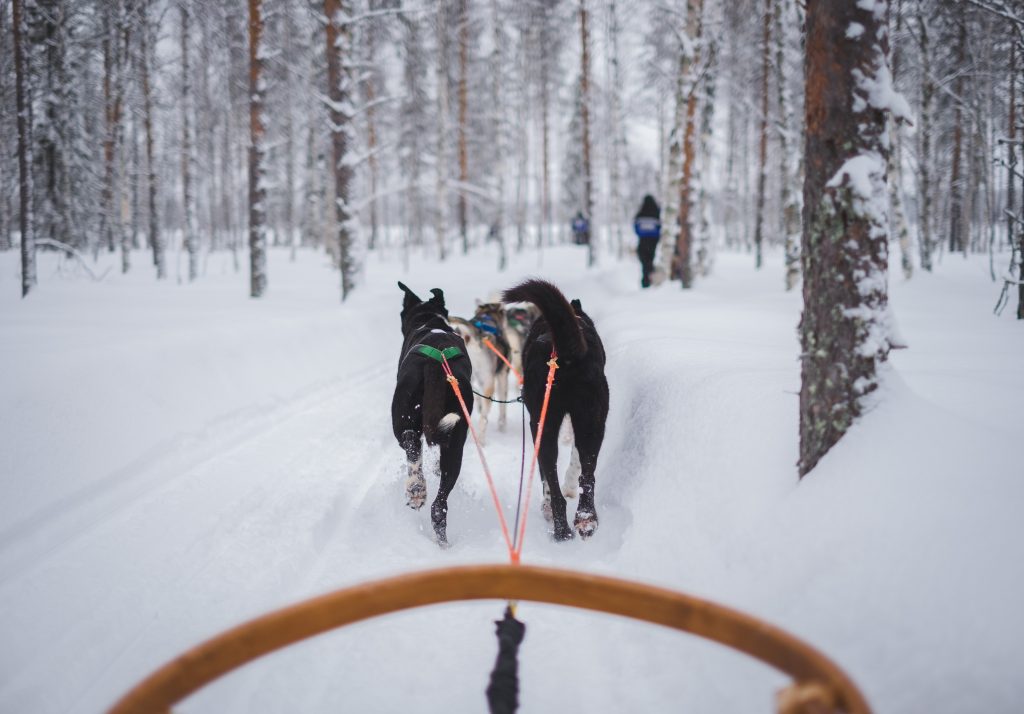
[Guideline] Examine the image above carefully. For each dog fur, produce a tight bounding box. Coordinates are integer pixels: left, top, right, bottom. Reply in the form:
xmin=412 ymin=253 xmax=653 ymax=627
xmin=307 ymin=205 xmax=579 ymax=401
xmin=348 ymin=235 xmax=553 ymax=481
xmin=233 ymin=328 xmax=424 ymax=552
xmin=449 ymin=302 xmax=512 ymax=444
xmin=502 ymin=279 xmax=609 ymax=541
xmin=391 ymin=281 xmax=473 ymax=545
xmin=503 ymin=302 xmax=539 ymax=378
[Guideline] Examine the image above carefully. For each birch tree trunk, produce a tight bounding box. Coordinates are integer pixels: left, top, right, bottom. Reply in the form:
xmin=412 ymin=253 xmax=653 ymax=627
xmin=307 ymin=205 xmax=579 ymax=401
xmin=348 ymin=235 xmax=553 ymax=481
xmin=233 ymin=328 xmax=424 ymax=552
xmin=13 ymin=0 xmax=35 ymax=296
xmin=435 ymin=6 xmax=450 ymax=261
xmin=248 ymin=0 xmax=267 ymax=297
xmin=799 ymin=0 xmax=895 ymax=475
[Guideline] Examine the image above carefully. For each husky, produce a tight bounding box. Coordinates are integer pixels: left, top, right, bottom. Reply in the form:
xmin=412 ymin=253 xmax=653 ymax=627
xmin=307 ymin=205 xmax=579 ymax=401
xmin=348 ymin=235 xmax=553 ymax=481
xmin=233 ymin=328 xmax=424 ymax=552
xmin=503 ymin=302 xmax=539 ymax=378
xmin=391 ymin=282 xmax=473 ymax=545
xmin=502 ymin=279 xmax=609 ymax=541
xmin=450 ymin=301 xmax=512 ymax=445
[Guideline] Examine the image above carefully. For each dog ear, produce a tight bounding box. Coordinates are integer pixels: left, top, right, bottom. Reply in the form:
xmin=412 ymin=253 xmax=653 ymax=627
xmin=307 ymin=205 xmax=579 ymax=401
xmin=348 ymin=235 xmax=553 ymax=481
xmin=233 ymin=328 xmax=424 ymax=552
xmin=570 ymin=298 xmax=583 ymax=315
xmin=398 ymin=281 xmax=422 ymax=310
xmin=428 ymin=288 xmax=449 ymax=316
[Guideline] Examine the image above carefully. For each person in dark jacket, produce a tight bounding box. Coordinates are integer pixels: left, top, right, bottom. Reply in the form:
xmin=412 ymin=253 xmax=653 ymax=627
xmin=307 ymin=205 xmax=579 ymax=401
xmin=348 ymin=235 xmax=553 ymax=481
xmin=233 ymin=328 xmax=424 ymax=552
xmin=634 ymin=195 xmax=661 ymax=288
xmin=571 ymin=211 xmax=590 ymax=245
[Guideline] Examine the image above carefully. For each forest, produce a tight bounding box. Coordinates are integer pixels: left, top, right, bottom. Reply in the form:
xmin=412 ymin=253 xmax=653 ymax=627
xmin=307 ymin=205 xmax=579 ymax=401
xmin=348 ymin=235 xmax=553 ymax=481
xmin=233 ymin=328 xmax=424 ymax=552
xmin=2 ymin=0 xmax=1020 ymax=308
xmin=2 ymin=2 xmax=1024 ymax=713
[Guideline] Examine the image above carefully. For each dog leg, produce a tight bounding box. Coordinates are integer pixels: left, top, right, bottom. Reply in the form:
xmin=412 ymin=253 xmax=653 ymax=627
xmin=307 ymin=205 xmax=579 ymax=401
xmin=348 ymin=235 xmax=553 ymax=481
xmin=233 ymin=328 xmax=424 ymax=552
xmin=541 ymin=481 xmax=553 ymax=523
xmin=563 ymin=444 xmax=581 ymax=499
xmin=432 ymin=422 xmax=467 ymax=545
xmin=570 ymin=402 xmax=607 ymax=540
xmin=496 ymin=370 xmax=509 ymax=432
xmin=537 ymin=416 xmax=572 ymax=541
xmin=400 ymin=429 xmax=427 ymax=510
xmin=477 ymin=376 xmax=494 ymax=445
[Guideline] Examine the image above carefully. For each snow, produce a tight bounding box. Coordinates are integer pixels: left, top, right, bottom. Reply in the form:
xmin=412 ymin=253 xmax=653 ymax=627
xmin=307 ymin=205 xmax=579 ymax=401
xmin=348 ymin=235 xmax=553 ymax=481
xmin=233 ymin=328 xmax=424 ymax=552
xmin=1 ymin=245 xmax=1022 ymax=713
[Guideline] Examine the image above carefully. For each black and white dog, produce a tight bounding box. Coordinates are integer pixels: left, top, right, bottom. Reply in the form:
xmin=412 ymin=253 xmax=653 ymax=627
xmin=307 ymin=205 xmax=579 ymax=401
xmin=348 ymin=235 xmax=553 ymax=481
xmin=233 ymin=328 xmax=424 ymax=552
xmin=391 ymin=282 xmax=473 ymax=544
xmin=450 ymin=302 xmax=512 ymax=444
xmin=502 ymin=279 xmax=609 ymax=541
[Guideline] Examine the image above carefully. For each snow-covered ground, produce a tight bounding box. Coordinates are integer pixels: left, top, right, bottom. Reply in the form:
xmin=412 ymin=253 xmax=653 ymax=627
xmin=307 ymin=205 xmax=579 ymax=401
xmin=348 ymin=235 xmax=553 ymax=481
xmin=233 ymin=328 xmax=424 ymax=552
xmin=1 ymin=244 xmax=1021 ymax=713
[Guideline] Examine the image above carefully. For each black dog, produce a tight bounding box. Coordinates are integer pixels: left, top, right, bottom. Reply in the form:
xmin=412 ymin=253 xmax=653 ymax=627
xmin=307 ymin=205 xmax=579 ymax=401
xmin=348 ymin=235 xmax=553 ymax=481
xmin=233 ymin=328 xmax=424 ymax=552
xmin=502 ymin=279 xmax=609 ymax=541
xmin=392 ymin=282 xmax=473 ymax=544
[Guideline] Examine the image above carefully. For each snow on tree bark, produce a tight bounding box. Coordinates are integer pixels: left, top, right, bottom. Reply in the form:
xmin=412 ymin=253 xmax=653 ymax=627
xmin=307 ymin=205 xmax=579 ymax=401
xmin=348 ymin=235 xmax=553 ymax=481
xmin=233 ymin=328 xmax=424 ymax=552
xmin=753 ymin=0 xmax=771 ymax=271
xmin=325 ymin=0 xmax=356 ymax=300
xmin=675 ymin=0 xmax=702 ymax=288
xmin=181 ymin=0 xmax=198 ymax=282
xmin=579 ymin=0 xmax=595 ymax=267
xmin=13 ymin=0 xmax=36 ymax=297
xmin=140 ymin=0 xmax=164 ymax=279
xmin=248 ymin=0 xmax=268 ymax=297
xmin=799 ymin=0 xmax=901 ymax=476
xmin=435 ymin=4 xmax=450 ymax=261
xmin=775 ymin=0 xmax=802 ymax=291
xmin=456 ymin=0 xmax=469 ymax=255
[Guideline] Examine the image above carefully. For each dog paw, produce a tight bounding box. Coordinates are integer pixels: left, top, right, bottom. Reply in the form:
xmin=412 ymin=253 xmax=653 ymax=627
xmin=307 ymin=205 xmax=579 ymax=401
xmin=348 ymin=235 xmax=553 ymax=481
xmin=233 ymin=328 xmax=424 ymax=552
xmin=405 ymin=474 xmax=427 ymax=510
xmin=574 ymin=510 xmax=598 ymax=540
xmin=552 ymin=521 xmax=575 ymax=542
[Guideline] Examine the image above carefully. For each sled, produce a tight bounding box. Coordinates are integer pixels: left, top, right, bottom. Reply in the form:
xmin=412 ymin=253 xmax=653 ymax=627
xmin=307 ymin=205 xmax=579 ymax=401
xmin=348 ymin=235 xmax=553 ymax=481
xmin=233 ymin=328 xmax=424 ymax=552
xmin=108 ymin=564 xmax=870 ymax=714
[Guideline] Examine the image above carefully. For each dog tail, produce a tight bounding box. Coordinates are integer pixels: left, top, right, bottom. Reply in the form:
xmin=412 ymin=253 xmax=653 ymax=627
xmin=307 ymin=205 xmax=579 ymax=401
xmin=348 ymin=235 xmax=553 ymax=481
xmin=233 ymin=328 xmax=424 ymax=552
xmin=502 ymin=279 xmax=586 ymax=359
xmin=422 ymin=364 xmax=461 ymax=446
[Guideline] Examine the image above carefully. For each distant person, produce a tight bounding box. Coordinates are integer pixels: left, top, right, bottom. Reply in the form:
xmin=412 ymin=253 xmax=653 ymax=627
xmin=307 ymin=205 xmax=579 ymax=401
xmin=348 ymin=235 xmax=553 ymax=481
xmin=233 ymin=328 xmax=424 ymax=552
xmin=634 ymin=195 xmax=661 ymax=288
xmin=571 ymin=211 xmax=590 ymax=246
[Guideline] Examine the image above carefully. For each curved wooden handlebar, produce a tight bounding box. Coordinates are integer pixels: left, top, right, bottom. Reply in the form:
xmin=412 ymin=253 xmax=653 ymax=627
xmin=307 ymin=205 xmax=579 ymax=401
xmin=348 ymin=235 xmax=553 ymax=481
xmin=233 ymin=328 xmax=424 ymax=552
xmin=108 ymin=564 xmax=870 ymax=714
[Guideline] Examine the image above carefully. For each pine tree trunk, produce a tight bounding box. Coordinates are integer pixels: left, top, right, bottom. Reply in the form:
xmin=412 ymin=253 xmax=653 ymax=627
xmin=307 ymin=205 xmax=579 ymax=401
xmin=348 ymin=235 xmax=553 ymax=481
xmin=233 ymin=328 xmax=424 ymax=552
xmin=752 ymin=0 xmax=770 ymax=271
xmin=457 ymin=0 xmax=469 ymax=254
xmin=949 ymin=17 xmax=966 ymax=256
xmin=363 ymin=16 xmax=379 ymax=252
xmin=140 ymin=0 xmax=164 ymax=279
xmin=606 ymin=0 xmax=625 ymax=258
xmin=490 ymin=0 xmax=507 ymax=271
xmin=13 ymin=0 xmax=35 ymax=297
xmin=435 ymin=5 xmax=450 ymax=261
xmin=675 ymin=0 xmax=703 ymax=288
xmin=181 ymin=0 xmax=198 ymax=282
xmin=915 ymin=1 xmax=933 ymax=271
xmin=325 ymin=0 xmax=355 ymax=299
xmin=579 ymin=0 xmax=595 ymax=267
xmin=799 ymin=0 xmax=893 ymax=476
xmin=775 ymin=0 xmax=801 ymax=290
xmin=248 ymin=0 xmax=267 ymax=297
xmin=540 ymin=42 xmax=551 ymax=247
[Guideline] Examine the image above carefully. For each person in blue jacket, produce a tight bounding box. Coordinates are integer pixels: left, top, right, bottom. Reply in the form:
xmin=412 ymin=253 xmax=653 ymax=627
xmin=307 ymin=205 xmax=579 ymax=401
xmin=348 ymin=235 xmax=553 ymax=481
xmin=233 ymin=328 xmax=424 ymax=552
xmin=634 ymin=195 xmax=661 ymax=288
xmin=571 ymin=211 xmax=590 ymax=245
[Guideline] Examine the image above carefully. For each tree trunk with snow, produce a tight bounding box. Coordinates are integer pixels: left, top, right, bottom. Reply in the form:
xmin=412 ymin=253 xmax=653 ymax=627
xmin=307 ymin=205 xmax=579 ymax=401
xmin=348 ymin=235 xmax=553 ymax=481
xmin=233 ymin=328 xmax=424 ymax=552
xmin=325 ymin=0 xmax=356 ymax=300
xmin=753 ymin=0 xmax=770 ymax=271
xmin=606 ymin=0 xmax=625 ymax=258
xmin=456 ymin=0 xmax=469 ymax=254
xmin=579 ymin=0 xmax=595 ymax=267
xmin=181 ymin=0 xmax=198 ymax=282
xmin=13 ymin=0 xmax=35 ymax=296
xmin=799 ymin=0 xmax=896 ymax=476
xmin=490 ymin=0 xmax=507 ymax=271
xmin=248 ymin=0 xmax=267 ymax=297
xmin=140 ymin=0 xmax=164 ymax=279
xmin=888 ymin=0 xmax=911 ymax=280
xmin=435 ymin=5 xmax=450 ymax=261
xmin=948 ymin=15 xmax=966 ymax=256
xmin=675 ymin=0 xmax=702 ymax=288
xmin=775 ymin=0 xmax=801 ymax=290
xmin=914 ymin=1 xmax=934 ymax=272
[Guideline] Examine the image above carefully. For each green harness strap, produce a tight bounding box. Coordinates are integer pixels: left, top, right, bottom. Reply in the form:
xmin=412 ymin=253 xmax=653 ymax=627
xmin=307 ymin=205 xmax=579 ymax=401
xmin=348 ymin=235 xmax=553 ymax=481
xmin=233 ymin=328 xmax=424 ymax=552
xmin=416 ymin=344 xmax=463 ymax=362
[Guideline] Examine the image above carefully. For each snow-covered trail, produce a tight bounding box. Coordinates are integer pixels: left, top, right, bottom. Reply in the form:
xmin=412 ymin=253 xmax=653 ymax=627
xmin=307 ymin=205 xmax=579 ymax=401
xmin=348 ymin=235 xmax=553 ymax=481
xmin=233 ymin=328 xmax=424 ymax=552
xmin=1 ymin=245 xmax=1022 ymax=713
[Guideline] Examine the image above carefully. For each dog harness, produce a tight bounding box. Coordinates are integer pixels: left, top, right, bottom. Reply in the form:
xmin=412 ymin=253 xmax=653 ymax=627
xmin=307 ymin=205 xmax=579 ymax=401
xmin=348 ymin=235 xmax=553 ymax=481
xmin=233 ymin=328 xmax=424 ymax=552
xmin=414 ymin=344 xmax=464 ymax=362
xmin=473 ymin=317 xmax=501 ymax=336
